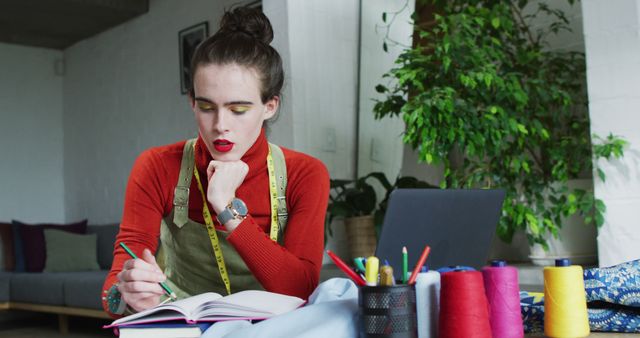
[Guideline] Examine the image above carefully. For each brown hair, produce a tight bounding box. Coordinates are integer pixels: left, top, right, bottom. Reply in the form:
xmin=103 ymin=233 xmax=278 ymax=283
xmin=189 ymin=6 xmax=284 ymax=104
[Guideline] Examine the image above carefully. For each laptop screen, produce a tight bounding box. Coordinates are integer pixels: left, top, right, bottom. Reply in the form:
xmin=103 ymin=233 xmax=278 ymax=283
xmin=375 ymin=189 xmax=505 ymax=280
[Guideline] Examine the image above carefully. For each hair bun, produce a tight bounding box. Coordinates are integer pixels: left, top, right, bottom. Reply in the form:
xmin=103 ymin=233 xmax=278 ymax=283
xmin=219 ymin=7 xmax=273 ymax=44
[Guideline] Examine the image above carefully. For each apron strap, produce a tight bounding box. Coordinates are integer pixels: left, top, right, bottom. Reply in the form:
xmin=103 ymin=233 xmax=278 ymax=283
xmin=173 ymin=138 xmax=197 ymax=227
xmin=268 ymin=143 xmax=288 ymax=242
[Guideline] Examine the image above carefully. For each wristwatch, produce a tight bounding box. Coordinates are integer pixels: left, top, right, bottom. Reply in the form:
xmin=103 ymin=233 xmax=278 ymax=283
xmin=104 ymin=284 xmax=127 ymax=315
xmin=216 ymin=198 xmax=248 ymax=225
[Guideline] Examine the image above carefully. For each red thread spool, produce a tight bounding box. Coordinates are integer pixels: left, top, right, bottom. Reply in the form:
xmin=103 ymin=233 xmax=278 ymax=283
xmin=438 ymin=270 xmax=492 ymax=338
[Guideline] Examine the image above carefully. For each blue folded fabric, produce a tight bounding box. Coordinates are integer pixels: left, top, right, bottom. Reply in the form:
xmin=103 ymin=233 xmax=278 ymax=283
xmin=520 ymin=291 xmax=545 ymax=334
xmin=584 ymin=259 xmax=640 ymax=307
xmin=589 ymin=306 xmax=640 ymax=332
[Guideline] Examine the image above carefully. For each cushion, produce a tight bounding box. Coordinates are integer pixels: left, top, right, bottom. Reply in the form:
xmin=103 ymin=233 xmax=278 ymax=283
xmin=11 ymin=222 xmax=26 ymax=272
xmin=87 ymin=224 xmax=120 ymax=270
xmin=13 ymin=219 xmax=87 ymax=272
xmin=0 ymin=222 xmax=13 ymax=271
xmin=44 ymin=229 xmax=100 ymax=273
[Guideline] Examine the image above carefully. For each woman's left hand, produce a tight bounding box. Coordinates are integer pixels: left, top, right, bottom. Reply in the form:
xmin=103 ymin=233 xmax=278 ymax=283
xmin=206 ymin=160 xmax=249 ymax=214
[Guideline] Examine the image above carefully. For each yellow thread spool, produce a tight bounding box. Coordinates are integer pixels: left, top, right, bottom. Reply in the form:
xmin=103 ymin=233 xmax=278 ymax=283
xmin=544 ymin=258 xmax=589 ymax=338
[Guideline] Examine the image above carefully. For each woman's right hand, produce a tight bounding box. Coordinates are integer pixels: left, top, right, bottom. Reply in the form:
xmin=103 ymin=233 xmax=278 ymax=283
xmin=116 ymin=248 xmax=167 ymax=312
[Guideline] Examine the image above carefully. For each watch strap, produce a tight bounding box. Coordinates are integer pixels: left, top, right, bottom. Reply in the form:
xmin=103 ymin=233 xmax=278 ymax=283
xmin=104 ymin=284 xmax=127 ymax=315
xmin=217 ymin=206 xmax=235 ymax=225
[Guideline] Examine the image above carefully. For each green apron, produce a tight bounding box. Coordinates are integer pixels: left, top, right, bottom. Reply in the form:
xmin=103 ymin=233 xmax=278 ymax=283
xmin=156 ymin=138 xmax=288 ymax=298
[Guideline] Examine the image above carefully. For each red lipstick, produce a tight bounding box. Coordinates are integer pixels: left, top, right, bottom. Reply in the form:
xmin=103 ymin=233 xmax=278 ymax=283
xmin=213 ymin=139 xmax=234 ymax=153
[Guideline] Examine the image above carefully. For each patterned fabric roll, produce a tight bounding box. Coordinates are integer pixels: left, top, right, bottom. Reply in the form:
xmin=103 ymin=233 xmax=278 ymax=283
xmin=584 ymin=259 xmax=640 ymax=307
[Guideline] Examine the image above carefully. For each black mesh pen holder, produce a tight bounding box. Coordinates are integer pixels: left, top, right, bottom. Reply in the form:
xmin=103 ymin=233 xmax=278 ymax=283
xmin=359 ymin=284 xmax=417 ymax=338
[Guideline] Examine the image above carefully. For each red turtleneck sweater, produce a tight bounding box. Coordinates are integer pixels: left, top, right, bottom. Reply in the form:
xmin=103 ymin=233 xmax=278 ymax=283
xmin=102 ymin=130 xmax=329 ymax=315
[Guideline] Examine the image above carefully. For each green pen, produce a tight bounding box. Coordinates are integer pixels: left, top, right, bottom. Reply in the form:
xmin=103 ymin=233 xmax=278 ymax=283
xmin=119 ymin=242 xmax=177 ymax=300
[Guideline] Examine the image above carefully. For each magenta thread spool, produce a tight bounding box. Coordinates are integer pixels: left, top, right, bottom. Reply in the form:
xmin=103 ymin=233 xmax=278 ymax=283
xmin=482 ymin=260 xmax=524 ymax=338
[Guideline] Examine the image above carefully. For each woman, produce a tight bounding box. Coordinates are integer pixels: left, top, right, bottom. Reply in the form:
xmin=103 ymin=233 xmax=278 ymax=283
xmin=102 ymin=7 xmax=329 ymax=317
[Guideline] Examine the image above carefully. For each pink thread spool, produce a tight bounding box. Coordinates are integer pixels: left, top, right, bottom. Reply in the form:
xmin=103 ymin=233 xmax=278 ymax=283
xmin=482 ymin=260 xmax=524 ymax=338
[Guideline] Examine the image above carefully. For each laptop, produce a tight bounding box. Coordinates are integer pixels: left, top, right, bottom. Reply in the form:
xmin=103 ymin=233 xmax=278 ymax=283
xmin=375 ymin=189 xmax=505 ymax=280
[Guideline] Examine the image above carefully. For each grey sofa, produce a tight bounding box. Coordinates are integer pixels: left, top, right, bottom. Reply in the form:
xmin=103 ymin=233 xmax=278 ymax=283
xmin=0 ymin=223 xmax=346 ymax=333
xmin=0 ymin=224 xmax=119 ymax=333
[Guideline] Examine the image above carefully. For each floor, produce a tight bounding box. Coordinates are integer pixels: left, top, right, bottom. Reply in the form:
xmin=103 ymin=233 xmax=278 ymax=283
xmin=0 ymin=313 xmax=112 ymax=337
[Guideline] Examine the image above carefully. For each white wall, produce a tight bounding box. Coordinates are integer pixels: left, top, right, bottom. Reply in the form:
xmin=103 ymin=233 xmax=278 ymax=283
xmin=265 ymin=0 xmax=360 ymax=262
xmin=63 ymin=0 xmax=244 ymax=223
xmin=266 ymin=0 xmax=360 ymax=180
xmin=582 ymin=0 xmax=640 ymax=267
xmin=358 ymin=0 xmax=415 ymax=182
xmin=0 ymin=42 xmax=65 ymax=223
xmin=263 ymin=0 xmax=295 ymax=148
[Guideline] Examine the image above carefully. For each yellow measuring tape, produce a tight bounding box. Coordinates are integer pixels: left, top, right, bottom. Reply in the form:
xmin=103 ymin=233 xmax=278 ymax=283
xmin=192 ymin=143 xmax=280 ymax=295
xmin=267 ymin=147 xmax=280 ymax=241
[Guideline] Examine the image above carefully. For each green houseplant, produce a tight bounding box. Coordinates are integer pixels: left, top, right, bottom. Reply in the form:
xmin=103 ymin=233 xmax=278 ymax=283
xmin=326 ymin=172 xmax=435 ymax=258
xmin=373 ymin=0 xmax=627 ymax=250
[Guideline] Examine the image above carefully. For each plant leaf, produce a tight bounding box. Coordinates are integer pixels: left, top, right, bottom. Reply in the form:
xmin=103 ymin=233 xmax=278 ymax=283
xmin=597 ymin=168 xmax=606 ymax=182
xmin=491 ymin=17 xmax=500 ymax=29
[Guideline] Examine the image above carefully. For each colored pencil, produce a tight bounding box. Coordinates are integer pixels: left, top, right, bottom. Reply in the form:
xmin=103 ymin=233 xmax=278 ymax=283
xmin=402 ymin=246 xmax=408 ymax=284
xmin=326 ymin=250 xmax=366 ymax=286
xmin=353 ymin=257 xmax=366 ymax=274
xmin=408 ymin=245 xmax=431 ymax=285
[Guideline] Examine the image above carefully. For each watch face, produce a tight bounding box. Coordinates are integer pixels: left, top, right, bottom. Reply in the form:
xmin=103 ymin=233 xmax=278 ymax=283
xmin=231 ymin=198 xmax=248 ymax=216
xmin=106 ymin=286 xmax=123 ymax=314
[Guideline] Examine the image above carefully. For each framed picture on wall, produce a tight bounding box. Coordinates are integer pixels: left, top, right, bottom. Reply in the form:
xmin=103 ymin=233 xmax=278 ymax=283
xmin=179 ymin=21 xmax=209 ymax=95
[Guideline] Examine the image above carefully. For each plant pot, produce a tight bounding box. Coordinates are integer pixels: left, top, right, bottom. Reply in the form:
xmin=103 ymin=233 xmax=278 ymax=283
xmin=528 ymin=179 xmax=598 ymax=266
xmin=344 ymin=215 xmax=377 ymax=260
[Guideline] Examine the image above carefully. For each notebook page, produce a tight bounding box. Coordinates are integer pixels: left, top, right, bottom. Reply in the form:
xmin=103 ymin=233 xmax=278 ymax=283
xmin=111 ymin=311 xmax=187 ymax=326
xmin=198 ymin=290 xmax=304 ymax=319
xmin=111 ymin=292 xmax=222 ymax=326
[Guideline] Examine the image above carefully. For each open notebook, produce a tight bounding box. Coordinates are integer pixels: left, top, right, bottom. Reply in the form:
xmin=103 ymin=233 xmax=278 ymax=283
xmin=106 ymin=290 xmax=306 ymax=328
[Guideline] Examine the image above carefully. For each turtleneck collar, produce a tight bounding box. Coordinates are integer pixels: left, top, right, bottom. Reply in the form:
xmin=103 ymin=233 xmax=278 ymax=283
xmin=194 ymin=128 xmax=269 ymax=179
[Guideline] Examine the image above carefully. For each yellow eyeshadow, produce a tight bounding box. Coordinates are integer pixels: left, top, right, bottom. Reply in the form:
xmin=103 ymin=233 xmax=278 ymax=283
xmin=197 ymin=103 xmax=214 ymax=110
xmin=231 ymin=106 xmax=250 ymax=112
